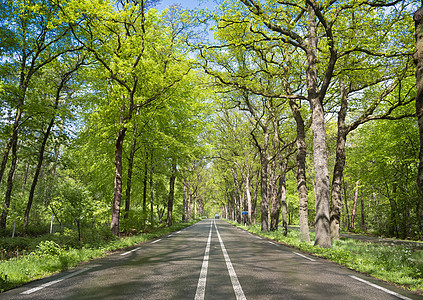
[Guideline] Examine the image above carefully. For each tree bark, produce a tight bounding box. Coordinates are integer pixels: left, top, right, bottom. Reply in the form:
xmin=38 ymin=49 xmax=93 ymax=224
xmin=307 ymin=5 xmax=331 ymax=248
xmin=187 ymin=181 xmax=191 ymax=222
xmin=278 ymin=157 xmax=289 ymax=236
xmin=125 ymin=122 xmax=138 ymax=219
xmin=343 ymin=180 xmax=350 ymax=230
xmin=110 ymin=127 xmax=127 ymax=235
xmin=166 ymin=159 xmax=177 ymax=227
xmin=182 ymin=177 xmax=187 ymax=222
xmin=0 ymin=131 xmax=18 ymax=229
xmin=0 ymin=139 xmax=13 ymax=186
xmin=289 ymin=99 xmax=311 ymax=242
xmin=232 ymin=168 xmax=242 ymax=224
xmin=143 ymin=151 xmax=148 ymax=214
xmin=0 ymin=100 xmax=23 ymax=229
xmin=243 ymin=167 xmax=252 ymax=226
xmin=252 ymin=170 xmax=259 ymax=225
xmin=150 ymin=152 xmax=154 ymax=226
xmin=269 ymin=158 xmax=280 ymax=231
xmin=414 ymin=4 xmax=423 ymax=233
xmin=259 ymin=149 xmax=270 ymax=232
xmin=330 ymin=79 xmax=348 ymax=240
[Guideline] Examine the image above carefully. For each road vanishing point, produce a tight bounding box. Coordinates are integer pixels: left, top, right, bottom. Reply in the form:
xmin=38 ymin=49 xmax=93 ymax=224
xmin=1 ymin=219 xmax=422 ymax=300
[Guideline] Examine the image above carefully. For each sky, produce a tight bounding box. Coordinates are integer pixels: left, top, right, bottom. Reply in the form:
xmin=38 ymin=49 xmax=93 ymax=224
xmin=155 ymin=0 xmax=217 ymax=11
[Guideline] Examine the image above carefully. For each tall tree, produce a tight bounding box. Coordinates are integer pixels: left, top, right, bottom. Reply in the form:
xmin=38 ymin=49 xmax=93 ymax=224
xmin=23 ymin=56 xmax=85 ymax=228
xmin=166 ymin=158 xmax=177 ymax=227
xmin=415 ymin=1 xmax=423 ymax=233
xmin=67 ymin=0 xmax=191 ymax=234
xmin=0 ymin=0 xmax=80 ymax=229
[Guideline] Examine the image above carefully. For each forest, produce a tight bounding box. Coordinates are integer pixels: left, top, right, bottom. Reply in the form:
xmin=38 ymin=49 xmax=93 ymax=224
xmin=0 ymin=0 xmax=422 ymax=254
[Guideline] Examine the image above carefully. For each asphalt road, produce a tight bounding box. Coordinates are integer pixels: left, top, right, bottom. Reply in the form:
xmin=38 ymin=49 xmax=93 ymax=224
xmin=1 ymin=219 xmax=422 ymax=300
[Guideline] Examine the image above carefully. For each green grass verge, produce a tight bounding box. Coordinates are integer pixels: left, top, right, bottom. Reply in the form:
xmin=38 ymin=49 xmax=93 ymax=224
xmin=0 ymin=220 xmax=199 ymax=292
xmin=229 ymin=221 xmax=423 ymax=295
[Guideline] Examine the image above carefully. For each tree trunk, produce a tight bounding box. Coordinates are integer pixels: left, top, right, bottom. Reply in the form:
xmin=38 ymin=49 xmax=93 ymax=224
xmin=0 ymin=139 xmax=13 ymax=185
xmin=143 ymin=152 xmax=148 ymax=213
xmin=330 ymin=79 xmax=348 ymax=240
xmin=125 ymin=123 xmax=138 ymax=219
xmin=182 ymin=177 xmax=187 ymax=222
xmin=289 ymin=99 xmax=310 ymax=242
xmin=24 ymin=115 xmax=55 ymax=229
xmin=269 ymin=158 xmax=280 ymax=231
xmin=414 ymin=4 xmax=423 ymax=234
xmin=278 ymin=158 xmax=289 ymax=236
xmin=232 ymin=168 xmax=242 ymax=223
xmin=343 ymin=180 xmax=350 ymax=230
xmin=230 ymin=192 xmax=235 ymax=221
xmin=244 ymin=167 xmax=252 ymax=226
xmin=110 ymin=127 xmax=127 ymax=235
xmin=350 ymin=180 xmax=359 ymax=230
xmin=0 ymin=71 xmax=26 ymax=187
xmin=150 ymin=153 xmax=154 ymax=226
xmin=260 ymin=150 xmax=270 ymax=232
xmin=186 ymin=182 xmax=191 ymax=222
xmin=24 ymin=70 xmax=69 ymax=228
xmin=307 ymin=5 xmax=331 ymax=248
xmin=166 ymin=159 xmax=177 ymax=227
xmin=252 ymin=170 xmax=259 ymax=225
xmin=0 ymin=132 xmax=18 ymax=229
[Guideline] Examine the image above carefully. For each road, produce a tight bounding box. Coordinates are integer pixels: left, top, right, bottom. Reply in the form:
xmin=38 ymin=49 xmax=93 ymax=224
xmin=1 ymin=219 xmax=422 ymax=300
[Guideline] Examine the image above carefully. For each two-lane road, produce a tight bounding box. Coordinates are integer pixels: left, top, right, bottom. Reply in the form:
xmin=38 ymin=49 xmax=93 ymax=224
xmin=2 ymin=219 xmax=422 ymax=299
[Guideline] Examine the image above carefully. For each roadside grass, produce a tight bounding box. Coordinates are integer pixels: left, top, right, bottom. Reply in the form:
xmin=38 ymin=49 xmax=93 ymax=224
xmin=0 ymin=220 xmax=199 ymax=292
xmin=230 ymin=222 xmax=423 ymax=295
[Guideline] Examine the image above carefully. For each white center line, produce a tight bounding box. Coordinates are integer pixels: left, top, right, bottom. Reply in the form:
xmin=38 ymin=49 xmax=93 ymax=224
xmin=349 ymin=275 xmax=412 ymax=300
xmin=21 ymin=267 xmax=91 ymax=295
xmin=152 ymin=239 xmax=162 ymax=244
xmin=293 ymin=251 xmax=316 ymax=262
xmin=120 ymin=247 xmax=141 ymax=256
xmin=194 ymin=220 xmax=213 ymax=300
xmin=214 ymin=220 xmax=246 ymax=300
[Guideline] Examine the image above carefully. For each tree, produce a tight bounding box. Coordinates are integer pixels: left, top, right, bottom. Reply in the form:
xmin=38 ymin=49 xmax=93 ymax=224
xmin=0 ymin=0 xmax=80 ymax=229
xmin=66 ymin=0 xmax=192 ymax=234
xmin=23 ymin=55 xmax=85 ymax=228
xmin=415 ymin=1 xmax=423 ymax=233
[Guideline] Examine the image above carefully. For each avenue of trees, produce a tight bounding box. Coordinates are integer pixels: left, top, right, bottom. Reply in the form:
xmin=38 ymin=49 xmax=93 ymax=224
xmin=201 ymin=0 xmax=422 ymax=247
xmin=1 ymin=0 xmax=422 ymax=249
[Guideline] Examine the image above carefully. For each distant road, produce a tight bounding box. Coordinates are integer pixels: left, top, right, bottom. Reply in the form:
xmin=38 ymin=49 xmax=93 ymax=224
xmin=2 ymin=219 xmax=422 ymax=299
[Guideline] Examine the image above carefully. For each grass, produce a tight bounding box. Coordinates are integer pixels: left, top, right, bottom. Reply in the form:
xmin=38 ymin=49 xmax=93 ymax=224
xmin=230 ymin=222 xmax=423 ymax=295
xmin=0 ymin=220 xmax=200 ymax=292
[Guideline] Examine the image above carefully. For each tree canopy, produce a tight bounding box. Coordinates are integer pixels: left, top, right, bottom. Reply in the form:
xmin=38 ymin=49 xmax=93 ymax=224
xmin=0 ymin=0 xmax=421 ymax=248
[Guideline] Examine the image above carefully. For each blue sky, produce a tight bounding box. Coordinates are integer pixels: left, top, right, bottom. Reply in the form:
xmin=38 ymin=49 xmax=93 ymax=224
xmin=155 ymin=0 xmax=217 ymax=11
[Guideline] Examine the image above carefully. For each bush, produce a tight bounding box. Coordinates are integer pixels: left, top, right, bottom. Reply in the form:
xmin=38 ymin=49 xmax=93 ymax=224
xmin=34 ymin=241 xmax=63 ymax=256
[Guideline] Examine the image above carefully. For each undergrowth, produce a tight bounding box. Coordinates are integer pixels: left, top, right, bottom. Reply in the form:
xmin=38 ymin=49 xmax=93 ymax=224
xmin=232 ymin=222 xmax=423 ymax=295
xmin=0 ymin=220 xmax=199 ymax=292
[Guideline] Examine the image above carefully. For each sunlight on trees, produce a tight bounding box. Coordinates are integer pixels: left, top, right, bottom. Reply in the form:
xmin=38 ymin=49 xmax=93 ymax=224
xmin=0 ymin=0 xmax=421 ymax=249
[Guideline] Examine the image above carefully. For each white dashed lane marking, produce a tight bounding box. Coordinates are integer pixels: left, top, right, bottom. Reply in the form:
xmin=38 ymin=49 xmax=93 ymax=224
xmin=21 ymin=268 xmax=91 ymax=295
